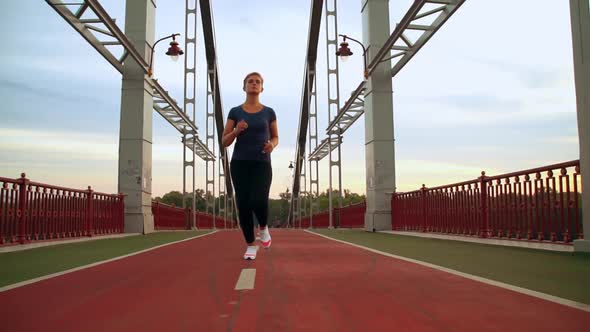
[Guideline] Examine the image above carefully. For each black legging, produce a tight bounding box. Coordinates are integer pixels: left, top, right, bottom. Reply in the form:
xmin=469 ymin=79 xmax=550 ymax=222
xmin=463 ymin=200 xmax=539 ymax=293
xmin=230 ymin=160 xmax=272 ymax=244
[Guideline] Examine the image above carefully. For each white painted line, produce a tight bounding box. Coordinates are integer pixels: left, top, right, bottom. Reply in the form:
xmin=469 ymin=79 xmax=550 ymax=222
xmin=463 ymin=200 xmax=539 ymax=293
xmin=305 ymin=230 xmax=590 ymax=313
xmin=0 ymin=230 xmax=218 ymax=293
xmin=235 ymin=268 xmax=256 ymax=290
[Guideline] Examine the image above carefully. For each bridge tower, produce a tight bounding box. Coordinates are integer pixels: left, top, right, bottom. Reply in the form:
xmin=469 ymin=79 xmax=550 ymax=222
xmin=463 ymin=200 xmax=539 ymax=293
xmin=361 ymin=0 xmax=396 ymax=232
xmin=571 ymin=0 xmax=590 ymax=251
xmin=118 ymin=0 xmax=156 ymax=233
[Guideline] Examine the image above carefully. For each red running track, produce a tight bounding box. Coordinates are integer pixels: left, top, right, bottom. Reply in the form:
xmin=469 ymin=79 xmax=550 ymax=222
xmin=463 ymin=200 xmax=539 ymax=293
xmin=1 ymin=230 xmax=589 ymax=331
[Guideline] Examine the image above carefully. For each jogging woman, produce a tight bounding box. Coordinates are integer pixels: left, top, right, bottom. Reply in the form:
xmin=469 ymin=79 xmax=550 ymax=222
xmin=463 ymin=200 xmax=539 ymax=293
xmin=222 ymin=72 xmax=278 ymax=260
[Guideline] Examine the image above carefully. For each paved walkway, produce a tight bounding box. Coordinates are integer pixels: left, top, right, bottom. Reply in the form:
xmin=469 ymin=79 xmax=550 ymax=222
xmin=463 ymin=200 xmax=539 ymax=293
xmin=1 ymin=230 xmax=589 ymax=331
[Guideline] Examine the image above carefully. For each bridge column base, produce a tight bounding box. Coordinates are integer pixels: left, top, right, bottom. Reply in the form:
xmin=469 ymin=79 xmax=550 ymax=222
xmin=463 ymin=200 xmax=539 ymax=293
xmin=573 ymin=239 xmax=590 ymax=253
xmin=365 ymin=212 xmax=392 ymax=232
xmin=125 ymin=212 xmax=154 ymax=234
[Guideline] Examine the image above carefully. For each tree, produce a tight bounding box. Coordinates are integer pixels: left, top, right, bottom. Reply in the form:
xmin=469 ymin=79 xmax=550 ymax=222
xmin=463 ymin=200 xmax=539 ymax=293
xmin=155 ymin=191 xmax=183 ymax=207
xmin=154 ymin=189 xmax=207 ymax=211
xmin=155 ymin=187 xmax=366 ymax=227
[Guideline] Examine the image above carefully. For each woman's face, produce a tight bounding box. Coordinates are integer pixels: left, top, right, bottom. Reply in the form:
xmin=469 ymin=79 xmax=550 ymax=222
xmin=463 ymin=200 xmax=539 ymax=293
xmin=244 ymin=75 xmax=263 ymax=94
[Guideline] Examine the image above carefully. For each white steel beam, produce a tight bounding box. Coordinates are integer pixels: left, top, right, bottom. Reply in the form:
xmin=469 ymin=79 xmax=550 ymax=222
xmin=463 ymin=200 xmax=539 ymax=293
xmin=182 ymin=0 xmax=199 ymax=228
xmin=309 ymin=136 xmax=342 ymax=161
xmin=310 ymin=0 xmax=464 ymax=162
xmin=46 ymin=0 xmax=214 ymax=161
xmin=199 ymin=0 xmax=235 ymax=216
xmin=324 ymin=0 xmax=343 ymax=228
xmin=288 ymin=0 xmax=324 ymax=227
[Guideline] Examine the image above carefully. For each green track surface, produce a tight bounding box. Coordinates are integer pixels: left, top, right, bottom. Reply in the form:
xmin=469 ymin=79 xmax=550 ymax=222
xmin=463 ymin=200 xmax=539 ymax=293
xmin=312 ymin=229 xmax=590 ymax=305
xmin=0 ymin=230 xmax=212 ymax=288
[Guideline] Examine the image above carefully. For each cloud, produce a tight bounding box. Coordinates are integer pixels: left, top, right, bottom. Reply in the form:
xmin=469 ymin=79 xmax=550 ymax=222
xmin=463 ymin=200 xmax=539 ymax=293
xmin=410 ymin=94 xmax=522 ymax=112
xmin=238 ymin=16 xmax=257 ymax=32
xmin=396 ymin=91 xmax=576 ymax=128
xmin=0 ymin=79 xmax=105 ymax=105
xmin=465 ymin=57 xmax=571 ymax=90
xmin=0 ymin=52 xmax=120 ymax=85
xmin=395 ymin=159 xmax=499 ymax=192
xmin=0 ymin=128 xmax=117 ymax=161
xmin=542 ymin=135 xmax=579 ymax=144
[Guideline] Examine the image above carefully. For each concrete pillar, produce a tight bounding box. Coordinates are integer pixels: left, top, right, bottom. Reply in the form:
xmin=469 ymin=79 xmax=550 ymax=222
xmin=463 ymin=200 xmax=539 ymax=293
xmin=571 ymin=0 xmax=590 ymax=251
xmin=361 ymin=0 xmax=395 ymax=232
xmin=118 ymin=0 xmax=156 ymax=234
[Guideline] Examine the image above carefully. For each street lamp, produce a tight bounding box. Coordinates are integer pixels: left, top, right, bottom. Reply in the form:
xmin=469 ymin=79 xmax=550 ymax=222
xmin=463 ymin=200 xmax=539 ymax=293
xmin=336 ymin=34 xmax=368 ymax=80
xmin=288 ymin=161 xmax=295 ymax=190
xmin=148 ymin=33 xmax=184 ymax=77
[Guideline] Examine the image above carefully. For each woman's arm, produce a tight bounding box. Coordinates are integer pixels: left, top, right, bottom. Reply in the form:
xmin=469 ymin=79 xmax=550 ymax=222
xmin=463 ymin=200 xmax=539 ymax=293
xmin=269 ymin=120 xmax=279 ymax=148
xmin=262 ymin=120 xmax=279 ymax=153
xmin=222 ymin=119 xmax=238 ymax=147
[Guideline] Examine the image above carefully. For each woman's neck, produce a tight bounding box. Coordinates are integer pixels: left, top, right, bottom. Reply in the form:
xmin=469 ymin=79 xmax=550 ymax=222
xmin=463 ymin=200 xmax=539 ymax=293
xmin=243 ymin=94 xmax=261 ymax=106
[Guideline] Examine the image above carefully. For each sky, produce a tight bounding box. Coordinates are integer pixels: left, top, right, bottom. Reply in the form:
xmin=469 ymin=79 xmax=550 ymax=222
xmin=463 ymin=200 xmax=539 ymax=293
xmin=0 ymin=0 xmax=581 ymax=199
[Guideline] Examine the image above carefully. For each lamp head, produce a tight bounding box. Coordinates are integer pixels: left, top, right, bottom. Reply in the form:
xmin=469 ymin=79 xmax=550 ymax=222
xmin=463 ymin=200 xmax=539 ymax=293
xmin=336 ymin=41 xmax=352 ymax=61
xmin=166 ymin=37 xmax=184 ymax=61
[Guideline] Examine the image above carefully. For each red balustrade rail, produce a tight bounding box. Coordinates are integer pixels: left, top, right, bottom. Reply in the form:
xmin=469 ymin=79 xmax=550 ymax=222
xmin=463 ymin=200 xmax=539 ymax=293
xmin=152 ymin=201 xmax=186 ymax=229
xmin=195 ymin=211 xmax=235 ymax=229
xmin=0 ymin=173 xmax=124 ymax=245
xmin=215 ymin=215 xmax=233 ymax=229
xmin=297 ymin=203 xmax=366 ymax=229
xmin=299 ymin=211 xmax=330 ymax=228
xmin=195 ymin=211 xmax=209 ymax=229
xmin=299 ymin=216 xmax=309 ymax=228
xmin=153 ymin=201 xmax=235 ymax=230
xmin=336 ymin=202 xmax=366 ymax=228
xmin=392 ymin=160 xmax=583 ymax=243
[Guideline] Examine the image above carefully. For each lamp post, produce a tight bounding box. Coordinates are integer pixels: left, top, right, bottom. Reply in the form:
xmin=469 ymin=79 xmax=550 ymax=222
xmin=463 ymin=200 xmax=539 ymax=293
xmin=148 ymin=33 xmax=184 ymax=77
xmin=336 ymin=34 xmax=368 ymax=80
xmin=288 ymin=161 xmax=295 ymax=196
xmin=287 ymin=161 xmax=296 ymax=228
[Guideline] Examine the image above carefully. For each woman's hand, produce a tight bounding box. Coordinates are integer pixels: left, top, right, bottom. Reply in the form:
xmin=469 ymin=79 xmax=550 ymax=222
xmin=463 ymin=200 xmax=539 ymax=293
xmin=262 ymin=140 xmax=275 ymax=154
xmin=235 ymin=120 xmax=248 ymax=135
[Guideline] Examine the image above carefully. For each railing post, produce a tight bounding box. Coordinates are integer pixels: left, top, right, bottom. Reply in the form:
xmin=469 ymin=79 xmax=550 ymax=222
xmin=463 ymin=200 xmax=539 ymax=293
xmin=186 ymin=208 xmax=192 ymax=230
xmin=153 ymin=201 xmax=159 ymax=230
xmin=17 ymin=173 xmax=29 ymax=244
xmin=394 ymin=192 xmax=398 ymax=231
xmin=479 ymin=171 xmax=490 ymax=238
xmin=86 ymin=186 xmax=94 ymax=237
xmin=118 ymin=193 xmax=125 ymax=233
xmin=420 ymin=184 xmax=427 ymax=232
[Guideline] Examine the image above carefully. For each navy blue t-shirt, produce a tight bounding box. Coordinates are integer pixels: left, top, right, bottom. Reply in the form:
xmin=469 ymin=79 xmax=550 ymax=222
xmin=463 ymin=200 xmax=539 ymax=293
xmin=228 ymin=105 xmax=277 ymax=162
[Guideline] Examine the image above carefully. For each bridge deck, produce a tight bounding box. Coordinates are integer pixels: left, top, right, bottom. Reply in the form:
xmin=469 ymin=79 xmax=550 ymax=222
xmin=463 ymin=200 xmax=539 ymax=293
xmin=1 ymin=230 xmax=589 ymax=331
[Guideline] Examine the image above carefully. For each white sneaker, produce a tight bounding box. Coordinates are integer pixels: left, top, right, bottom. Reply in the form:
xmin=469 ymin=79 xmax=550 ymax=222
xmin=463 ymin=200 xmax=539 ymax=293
xmin=243 ymin=245 xmax=258 ymax=260
xmin=259 ymin=228 xmax=272 ymax=249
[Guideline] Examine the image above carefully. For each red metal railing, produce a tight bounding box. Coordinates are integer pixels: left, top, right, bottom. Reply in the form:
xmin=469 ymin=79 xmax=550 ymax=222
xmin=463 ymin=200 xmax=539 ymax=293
xmin=195 ymin=211 xmax=216 ymax=229
xmin=299 ymin=211 xmax=330 ymax=228
xmin=196 ymin=211 xmax=235 ymax=229
xmin=392 ymin=160 xmax=583 ymax=243
xmin=152 ymin=201 xmax=186 ymax=229
xmin=152 ymin=201 xmax=235 ymax=230
xmin=297 ymin=203 xmax=366 ymax=228
xmin=336 ymin=202 xmax=366 ymax=228
xmin=0 ymin=173 xmax=124 ymax=245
